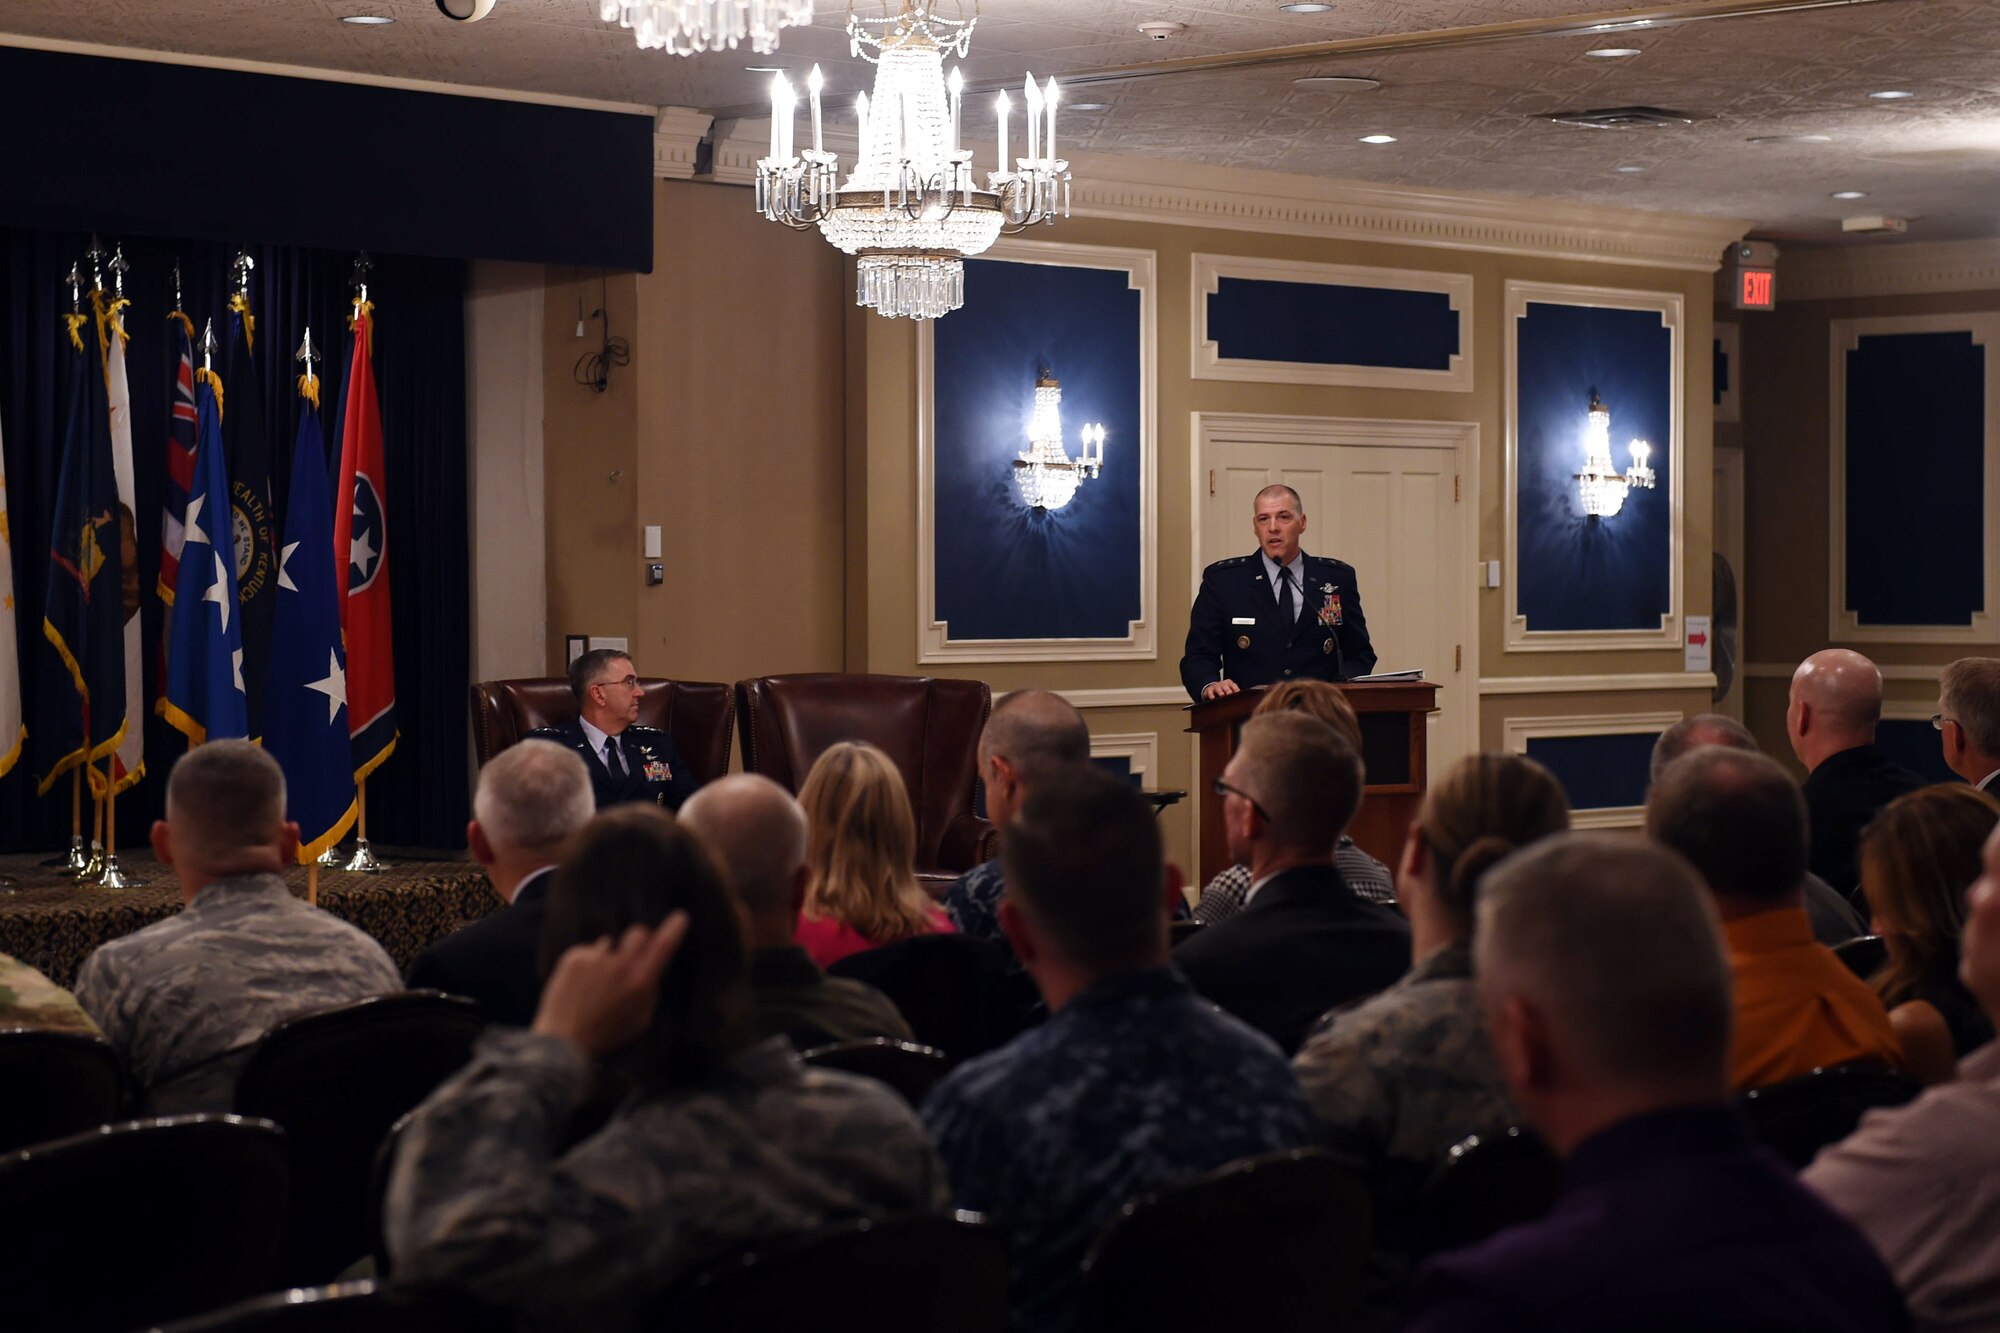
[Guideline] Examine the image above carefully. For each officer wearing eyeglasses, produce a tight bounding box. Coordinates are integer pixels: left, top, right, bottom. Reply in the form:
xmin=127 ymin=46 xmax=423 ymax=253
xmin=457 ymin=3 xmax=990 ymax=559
xmin=526 ymin=648 xmax=700 ymax=811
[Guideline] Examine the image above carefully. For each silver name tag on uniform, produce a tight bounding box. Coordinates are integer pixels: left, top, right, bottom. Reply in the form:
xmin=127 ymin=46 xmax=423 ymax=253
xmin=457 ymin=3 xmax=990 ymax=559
xmin=1231 ymin=617 xmax=1256 ymax=625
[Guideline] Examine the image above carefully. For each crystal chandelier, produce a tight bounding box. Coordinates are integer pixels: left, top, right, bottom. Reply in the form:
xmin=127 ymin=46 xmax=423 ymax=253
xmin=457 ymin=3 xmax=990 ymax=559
xmin=1013 ymin=372 xmax=1104 ymax=511
xmin=1574 ymin=389 xmax=1656 ymax=519
xmin=599 ymin=0 xmax=812 ymax=54
xmin=755 ymin=1 xmax=1072 ymax=319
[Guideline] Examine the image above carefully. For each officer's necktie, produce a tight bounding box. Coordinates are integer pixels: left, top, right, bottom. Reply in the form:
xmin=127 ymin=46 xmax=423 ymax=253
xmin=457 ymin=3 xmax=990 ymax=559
xmin=605 ymin=735 xmax=626 ymax=778
xmin=1278 ymin=566 xmax=1296 ymax=623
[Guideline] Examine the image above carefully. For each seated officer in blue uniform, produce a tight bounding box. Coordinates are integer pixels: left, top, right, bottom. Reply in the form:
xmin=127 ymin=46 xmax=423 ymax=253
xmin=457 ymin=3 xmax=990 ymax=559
xmin=526 ymin=648 xmax=700 ymax=811
xmin=1179 ymin=483 xmax=1376 ymax=703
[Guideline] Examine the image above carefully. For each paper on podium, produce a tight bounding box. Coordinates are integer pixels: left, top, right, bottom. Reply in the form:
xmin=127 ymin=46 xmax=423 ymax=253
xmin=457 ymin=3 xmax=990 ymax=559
xmin=1351 ymin=669 xmax=1424 ymax=682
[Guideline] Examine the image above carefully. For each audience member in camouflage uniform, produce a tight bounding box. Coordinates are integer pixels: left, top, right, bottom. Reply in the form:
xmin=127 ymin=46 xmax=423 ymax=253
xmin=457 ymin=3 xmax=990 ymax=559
xmin=681 ymin=774 xmax=913 ymax=1048
xmin=1194 ymin=680 xmax=1399 ymax=924
xmin=0 ymin=952 xmax=98 ymax=1036
xmin=944 ymin=690 xmax=1092 ymax=949
xmin=386 ymin=806 xmax=945 ymax=1332
xmin=73 ymin=741 xmax=401 ymax=1113
xmin=1294 ymin=753 xmax=1569 ymax=1296
xmin=922 ymin=768 xmax=1315 ymax=1333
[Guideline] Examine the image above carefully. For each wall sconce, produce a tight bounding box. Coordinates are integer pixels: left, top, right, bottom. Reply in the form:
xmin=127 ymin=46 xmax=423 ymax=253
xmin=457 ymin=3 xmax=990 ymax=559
xmin=1013 ymin=370 xmax=1104 ymax=511
xmin=1574 ymin=388 xmax=1655 ymax=519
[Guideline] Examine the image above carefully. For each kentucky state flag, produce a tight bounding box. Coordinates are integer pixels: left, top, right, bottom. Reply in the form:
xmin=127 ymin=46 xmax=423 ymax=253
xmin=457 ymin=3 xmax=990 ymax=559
xmin=263 ymin=378 xmax=356 ymax=862
xmin=161 ymin=366 xmax=247 ymax=744
xmin=37 ymin=302 xmax=128 ymax=794
xmin=333 ymin=301 xmax=396 ymax=782
xmin=222 ymin=295 xmax=278 ymax=739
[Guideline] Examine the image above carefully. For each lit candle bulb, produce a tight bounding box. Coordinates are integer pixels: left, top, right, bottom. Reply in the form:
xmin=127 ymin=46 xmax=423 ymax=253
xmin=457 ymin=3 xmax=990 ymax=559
xmin=767 ymin=71 xmax=783 ymax=160
xmin=775 ymin=74 xmax=795 ymax=161
xmin=1044 ymin=76 xmax=1059 ymax=165
xmin=807 ymin=64 xmax=824 ymax=154
xmin=856 ymin=90 xmax=871 ymax=163
xmin=996 ymin=89 xmax=1010 ymax=172
xmin=947 ymin=67 xmax=964 ymax=155
xmin=1024 ymin=75 xmax=1041 ymax=165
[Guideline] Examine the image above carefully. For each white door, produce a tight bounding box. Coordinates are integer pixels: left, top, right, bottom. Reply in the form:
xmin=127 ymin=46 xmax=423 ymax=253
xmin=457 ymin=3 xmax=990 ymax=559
xmin=1197 ymin=418 xmax=1477 ymax=771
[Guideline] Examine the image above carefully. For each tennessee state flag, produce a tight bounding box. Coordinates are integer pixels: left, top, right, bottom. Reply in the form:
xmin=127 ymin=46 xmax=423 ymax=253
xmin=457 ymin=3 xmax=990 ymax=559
xmin=333 ymin=301 xmax=396 ymax=782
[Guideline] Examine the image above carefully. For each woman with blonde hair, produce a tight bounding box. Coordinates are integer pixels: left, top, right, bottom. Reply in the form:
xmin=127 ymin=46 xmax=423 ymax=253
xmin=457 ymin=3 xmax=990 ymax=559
xmin=794 ymin=741 xmax=955 ymax=968
xmin=1857 ymin=783 xmax=2000 ymax=1083
xmin=1193 ymin=680 xmax=1398 ymax=922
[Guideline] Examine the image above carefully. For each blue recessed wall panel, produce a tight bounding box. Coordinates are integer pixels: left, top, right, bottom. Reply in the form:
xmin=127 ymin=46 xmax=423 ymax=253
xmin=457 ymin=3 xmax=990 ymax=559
xmin=1844 ymin=330 xmax=1985 ymax=628
xmin=1206 ymin=277 xmax=1459 ymax=370
xmin=1878 ymin=719 xmax=1962 ymax=786
xmin=1516 ymin=301 xmax=1674 ymax=633
xmin=933 ymin=257 xmax=1143 ymax=641
xmin=1524 ymin=732 xmax=1662 ymax=811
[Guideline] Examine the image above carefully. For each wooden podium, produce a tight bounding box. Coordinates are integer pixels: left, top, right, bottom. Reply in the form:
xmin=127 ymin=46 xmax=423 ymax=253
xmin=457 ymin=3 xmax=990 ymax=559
xmin=1187 ymin=680 xmax=1441 ymax=884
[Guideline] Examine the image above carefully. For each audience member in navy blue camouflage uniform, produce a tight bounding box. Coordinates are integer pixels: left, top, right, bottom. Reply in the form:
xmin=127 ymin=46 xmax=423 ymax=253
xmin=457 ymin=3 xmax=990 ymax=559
xmin=922 ymin=766 xmax=1315 ymax=1333
xmin=944 ymin=689 xmax=1092 ymax=951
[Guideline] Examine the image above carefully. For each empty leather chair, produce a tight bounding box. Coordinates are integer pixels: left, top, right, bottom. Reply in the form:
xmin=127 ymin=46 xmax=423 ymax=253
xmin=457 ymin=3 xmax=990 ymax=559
xmin=469 ymin=675 xmax=733 ymax=779
xmin=658 ymin=1212 xmax=1007 ymax=1333
xmin=234 ymin=991 xmax=485 ymax=1283
xmin=735 ymin=672 xmax=995 ymax=886
xmin=0 ymin=1029 xmax=126 ymax=1153
xmin=800 ymin=1038 xmax=951 ymax=1106
xmin=1078 ymin=1149 xmax=1370 ymax=1333
xmin=0 ymin=1114 xmax=289 ymax=1332
xmin=828 ymin=933 xmax=1042 ymax=1065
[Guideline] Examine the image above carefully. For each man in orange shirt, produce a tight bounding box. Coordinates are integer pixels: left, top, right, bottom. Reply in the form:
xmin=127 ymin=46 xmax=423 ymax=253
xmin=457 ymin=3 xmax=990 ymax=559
xmin=1646 ymin=746 xmax=1902 ymax=1089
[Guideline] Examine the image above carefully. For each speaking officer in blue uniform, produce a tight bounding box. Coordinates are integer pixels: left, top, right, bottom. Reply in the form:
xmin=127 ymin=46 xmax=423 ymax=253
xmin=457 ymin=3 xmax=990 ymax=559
xmin=1180 ymin=484 xmax=1376 ymax=703
xmin=526 ymin=648 xmax=700 ymax=811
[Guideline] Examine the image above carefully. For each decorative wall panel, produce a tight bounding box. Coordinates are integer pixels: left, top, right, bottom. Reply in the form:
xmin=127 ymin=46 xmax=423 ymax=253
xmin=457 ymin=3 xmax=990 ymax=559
xmin=1503 ymin=711 xmax=1682 ymax=829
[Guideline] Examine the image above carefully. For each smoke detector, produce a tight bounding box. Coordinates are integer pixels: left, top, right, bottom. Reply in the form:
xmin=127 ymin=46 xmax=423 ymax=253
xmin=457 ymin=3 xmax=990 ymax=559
xmin=1542 ymin=105 xmax=1697 ymax=129
xmin=1137 ymin=20 xmax=1187 ymax=39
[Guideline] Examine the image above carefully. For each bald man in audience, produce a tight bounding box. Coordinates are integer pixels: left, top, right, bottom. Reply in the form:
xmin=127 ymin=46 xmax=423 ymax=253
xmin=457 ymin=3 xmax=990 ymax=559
xmin=1647 ymin=747 xmax=1902 ymax=1089
xmin=681 ymin=774 xmax=913 ymax=1049
xmin=75 ymin=741 xmax=402 ymax=1113
xmin=1405 ymin=834 xmax=1909 ymax=1333
xmin=407 ymin=739 xmax=595 ymax=1025
xmin=945 ymin=689 xmax=1093 ymax=949
xmin=1807 ymin=819 xmax=2000 ymax=1330
xmin=1788 ymin=649 xmax=1927 ymax=895
xmin=1937 ymin=657 xmax=2000 ymax=793
xmin=1650 ymin=713 xmax=1866 ymax=945
xmin=1173 ymin=711 xmax=1411 ymax=1052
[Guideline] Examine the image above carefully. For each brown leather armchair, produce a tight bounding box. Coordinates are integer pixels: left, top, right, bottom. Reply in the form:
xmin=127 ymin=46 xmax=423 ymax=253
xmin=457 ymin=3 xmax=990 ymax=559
xmin=735 ymin=673 xmax=996 ymax=884
xmin=469 ymin=677 xmax=735 ymax=783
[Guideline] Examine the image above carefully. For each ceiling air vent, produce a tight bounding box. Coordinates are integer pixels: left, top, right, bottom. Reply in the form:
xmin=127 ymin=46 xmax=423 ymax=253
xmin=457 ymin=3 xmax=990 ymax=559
xmin=1541 ymin=106 xmax=1697 ymax=129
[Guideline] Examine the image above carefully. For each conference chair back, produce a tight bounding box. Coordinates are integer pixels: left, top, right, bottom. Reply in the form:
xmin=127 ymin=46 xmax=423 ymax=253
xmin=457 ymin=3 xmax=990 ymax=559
xmin=1739 ymin=1062 xmax=1922 ymax=1170
xmin=1078 ymin=1148 xmax=1370 ymax=1333
xmin=234 ymin=991 xmax=485 ymax=1283
xmin=734 ymin=672 xmax=996 ymax=884
xmin=1416 ymin=1126 xmax=1562 ymax=1256
xmin=0 ymin=1114 xmax=288 ymax=1332
xmin=470 ymin=676 xmax=734 ymax=780
xmin=0 ymin=1028 xmax=126 ymax=1153
xmin=657 ymin=1212 xmax=1007 ymax=1333
xmin=153 ymin=1278 xmax=489 ymax=1333
xmin=827 ymin=933 xmax=1043 ymax=1064
xmin=800 ymin=1038 xmax=951 ymax=1106
xmin=1831 ymin=934 xmax=1887 ymax=982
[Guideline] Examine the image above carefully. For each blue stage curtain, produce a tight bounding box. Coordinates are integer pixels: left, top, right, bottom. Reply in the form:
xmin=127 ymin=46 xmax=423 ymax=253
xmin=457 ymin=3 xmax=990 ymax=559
xmin=0 ymin=228 xmax=469 ymax=852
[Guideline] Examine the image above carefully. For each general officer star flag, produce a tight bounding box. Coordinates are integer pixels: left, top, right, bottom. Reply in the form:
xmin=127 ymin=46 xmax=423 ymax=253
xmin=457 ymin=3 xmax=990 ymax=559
xmin=263 ymin=367 xmax=356 ymax=862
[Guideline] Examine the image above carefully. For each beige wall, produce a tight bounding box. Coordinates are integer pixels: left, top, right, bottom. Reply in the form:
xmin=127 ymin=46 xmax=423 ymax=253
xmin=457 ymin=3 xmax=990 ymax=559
xmin=466 ymin=260 xmax=548 ymax=683
xmin=849 ymin=214 xmax=1718 ymax=870
xmin=1737 ymin=286 xmax=2000 ymax=771
xmin=541 ymin=180 xmax=849 ymax=697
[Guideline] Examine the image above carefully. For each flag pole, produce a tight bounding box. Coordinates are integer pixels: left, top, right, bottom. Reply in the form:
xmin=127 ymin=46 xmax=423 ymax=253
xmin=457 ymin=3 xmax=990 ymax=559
xmin=344 ymin=777 xmax=387 ymax=874
xmin=97 ymin=770 xmax=137 ymax=888
xmin=82 ymin=762 xmax=105 ymax=878
xmin=59 ymin=768 xmax=88 ymax=873
xmin=307 ymin=861 xmax=318 ymax=906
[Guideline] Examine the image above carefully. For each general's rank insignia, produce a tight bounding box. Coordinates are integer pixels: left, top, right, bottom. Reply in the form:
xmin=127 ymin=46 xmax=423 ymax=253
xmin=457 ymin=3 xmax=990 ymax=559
xmin=1236 ymin=634 xmax=1251 ymax=649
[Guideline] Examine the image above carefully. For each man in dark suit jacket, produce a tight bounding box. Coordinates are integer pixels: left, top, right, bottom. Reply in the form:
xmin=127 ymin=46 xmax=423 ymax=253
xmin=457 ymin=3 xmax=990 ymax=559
xmin=527 ymin=648 xmax=700 ymax=811
xmin=406 ymin=739 xmax=596 ymax=1025
xmin=1786 ymin=649 xmax=1926 ymax=896
xmin=1174 ymin=711 xmax=1410 ymax=1052
xmin=1404 ymin=834 xmax=1908 ymax=1333
xmin=1180 ymin=484 xmax=1376 ymax=703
